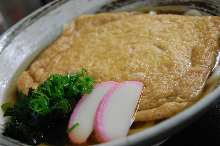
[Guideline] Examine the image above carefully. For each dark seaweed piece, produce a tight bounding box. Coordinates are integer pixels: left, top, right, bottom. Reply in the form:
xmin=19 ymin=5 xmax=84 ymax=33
xmin=2 ymin=69 xmax=95 ymax=145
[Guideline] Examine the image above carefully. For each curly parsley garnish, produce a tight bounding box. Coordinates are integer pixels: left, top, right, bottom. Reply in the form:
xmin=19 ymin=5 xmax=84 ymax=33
xmin=2 ymin=69 xmax=94 ymax=145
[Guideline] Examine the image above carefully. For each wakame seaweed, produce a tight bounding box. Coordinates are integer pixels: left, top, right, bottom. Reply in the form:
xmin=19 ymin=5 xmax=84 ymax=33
xmin=2 ymin=69 xmax=95 ymax=145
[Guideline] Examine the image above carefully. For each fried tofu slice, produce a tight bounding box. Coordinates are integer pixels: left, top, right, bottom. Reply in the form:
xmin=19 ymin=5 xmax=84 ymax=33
xmin=17 ymin=13 xmax=220 ymax=121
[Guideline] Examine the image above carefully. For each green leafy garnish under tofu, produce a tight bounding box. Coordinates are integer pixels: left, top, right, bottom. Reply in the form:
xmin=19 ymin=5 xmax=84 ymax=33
xmin=2 ymin=69 xmax=94 ymax=145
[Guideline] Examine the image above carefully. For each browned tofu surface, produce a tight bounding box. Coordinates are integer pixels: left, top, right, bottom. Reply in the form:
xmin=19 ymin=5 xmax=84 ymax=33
xmin=17 ymin=12 xmax=220 ymax=121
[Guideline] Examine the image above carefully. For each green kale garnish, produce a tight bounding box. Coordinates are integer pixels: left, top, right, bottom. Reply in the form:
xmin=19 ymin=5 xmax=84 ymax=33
xmin=1 ymin=69 xmax=94 ymax=145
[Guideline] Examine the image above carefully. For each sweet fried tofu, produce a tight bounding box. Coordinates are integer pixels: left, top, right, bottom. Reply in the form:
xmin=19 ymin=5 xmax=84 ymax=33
xmin=17 ymin=12 xmax=220 ymax=121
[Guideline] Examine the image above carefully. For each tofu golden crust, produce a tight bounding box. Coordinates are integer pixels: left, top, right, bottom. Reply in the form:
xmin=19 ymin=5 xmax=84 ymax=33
xmin=17 ymin=12 xmax=220 ymax=121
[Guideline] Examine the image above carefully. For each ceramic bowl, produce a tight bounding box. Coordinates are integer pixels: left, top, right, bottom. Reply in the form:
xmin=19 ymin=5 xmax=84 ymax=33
xmin=0 ymin=0 xmax=220 ymax=145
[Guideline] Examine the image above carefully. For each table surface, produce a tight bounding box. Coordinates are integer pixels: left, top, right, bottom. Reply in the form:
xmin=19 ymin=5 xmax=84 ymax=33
xmin=162 ymin=99 xmax=220 ymax=146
